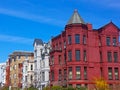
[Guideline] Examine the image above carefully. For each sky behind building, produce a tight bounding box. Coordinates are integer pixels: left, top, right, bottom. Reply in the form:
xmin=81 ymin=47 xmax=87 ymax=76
xmin=0 ymin=0 xmax=120 ymax=63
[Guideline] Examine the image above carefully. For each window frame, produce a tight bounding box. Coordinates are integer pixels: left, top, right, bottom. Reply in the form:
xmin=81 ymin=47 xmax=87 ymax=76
xmin=75 ymin=34 xmax=80 ymax=44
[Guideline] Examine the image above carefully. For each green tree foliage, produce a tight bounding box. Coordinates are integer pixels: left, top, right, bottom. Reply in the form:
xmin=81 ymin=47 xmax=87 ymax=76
xmin=25 ymin=86 xmax=38 ymax=90
xmin=51 ymin=86 xmax=62 ymax=90
xmin=43 ymin=86 xmax=87 ymax=90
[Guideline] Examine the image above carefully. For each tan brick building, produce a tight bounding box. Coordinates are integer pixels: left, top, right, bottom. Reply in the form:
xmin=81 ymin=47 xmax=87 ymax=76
xmin=9 ymin=51 xmax=34 ymax=88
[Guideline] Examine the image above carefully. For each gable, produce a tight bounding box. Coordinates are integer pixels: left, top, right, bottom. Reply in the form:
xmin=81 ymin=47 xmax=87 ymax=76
xmin=99 ymin=22 xmax=119 ymax=34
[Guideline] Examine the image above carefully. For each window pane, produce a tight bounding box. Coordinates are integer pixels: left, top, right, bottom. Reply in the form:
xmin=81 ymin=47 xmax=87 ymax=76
xmin=31 ymin=65 xmax=33 ymax=70
xmin=68 ymin=51 xmax=72 ymax=61
xmin=42 ymin=72 xmax=45 ymax=81
xmin=76 ymin=50 xmax=80 ymax=61
xmin=75 ymin=34 xmax=80 ymax=44
xmin=84 ymin=67 xmax=87 ymax=80
xmin=59 ymin=70 xmax=62 ymax=81
xmin=107 ymin=52 xmax=112 ymax=62
xmin=114 ymin=52 xmax=118 ymax=62
xmin=106 ymin=37 xmax=110 ymax=46
xmin=69 ymin=67 xmax=72 ymax=79
xmin=83 ymin=35 xmax=86 ymax=44
xmin=76 ymin=66 xmax=81 ymax=79
xmin=115 ymin=68 xmax=119 ymax=80
xmin=76 ymin=84 xmax=81 ymax=88
xmin=83 ymin=50 xmax=87 ymax=61
xmin=51 ymin=71 xmax=54 ymax=81
xmin=100 ymin=52 xmax=102 ymax=62
xmin=59 ymin=55 xmax=62 ymax=65
xmin=113 ymin=37 xmax=117 ymax=46
xmin=68 ymin=35 xmax=72 ymax=44
xmin=108 ymin=67 xmax=112 ymax=80
xmin=64 ymin=69 xmax=67 ymax=80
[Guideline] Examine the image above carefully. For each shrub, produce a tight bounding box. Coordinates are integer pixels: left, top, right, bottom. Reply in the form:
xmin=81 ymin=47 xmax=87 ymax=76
xmin=27 ymin=86 xmax=38 ymax=90
xmin=51 ymin=86 xmax=62 ymax=90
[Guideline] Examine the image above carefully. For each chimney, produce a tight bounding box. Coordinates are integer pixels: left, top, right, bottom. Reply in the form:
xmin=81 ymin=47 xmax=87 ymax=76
xmin=87 ymin=23 xmax=92 ymax=30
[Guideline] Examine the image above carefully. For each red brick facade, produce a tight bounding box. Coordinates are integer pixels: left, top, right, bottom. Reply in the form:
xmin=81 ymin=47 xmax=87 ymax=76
xmin=50 ymin=11 xmax=120 ymax=90
xmin=5 ymin=59 xmax=10 ymax=86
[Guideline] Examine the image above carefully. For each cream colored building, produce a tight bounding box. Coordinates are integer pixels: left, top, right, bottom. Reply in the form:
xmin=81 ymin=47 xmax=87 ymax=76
xmin=9 ymin=51 xmax=34 ymax=88
xmin=22 ymin=55 xmax=34 ymax=88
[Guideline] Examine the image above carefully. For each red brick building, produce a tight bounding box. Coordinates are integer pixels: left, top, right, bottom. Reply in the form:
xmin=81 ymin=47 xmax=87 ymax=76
xmin=49 ymin=10 xmax=120 ymax=90
xmin=5 ymin=59 xmax=10 ymax=87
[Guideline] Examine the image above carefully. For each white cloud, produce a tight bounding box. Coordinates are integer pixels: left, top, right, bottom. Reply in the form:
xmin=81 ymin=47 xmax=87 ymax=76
xmin=0 ymin=8 xmax=64 ymax=26
xmin=0 ymin=34 xmax=33 ymax=45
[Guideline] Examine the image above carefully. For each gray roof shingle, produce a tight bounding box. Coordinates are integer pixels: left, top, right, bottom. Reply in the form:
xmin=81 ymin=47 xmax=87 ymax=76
xmin=67 ymin=9 xmax=85 ymax=25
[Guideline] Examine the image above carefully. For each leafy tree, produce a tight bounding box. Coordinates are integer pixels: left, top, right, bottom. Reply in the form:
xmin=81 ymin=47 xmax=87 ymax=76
xmin=94 ymin=77 xmax=108 ymax=90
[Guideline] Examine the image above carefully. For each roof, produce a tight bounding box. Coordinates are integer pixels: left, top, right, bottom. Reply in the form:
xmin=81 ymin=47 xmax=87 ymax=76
xmin=67 ymin=9 xmax=85 ymax=25
xmin=98 ymin=21 xmax=120 ymax=31
xmin=9 ymin=51 xmax=33 ymax=57
xmin=33 ymin=38 xmax=43 ymax=46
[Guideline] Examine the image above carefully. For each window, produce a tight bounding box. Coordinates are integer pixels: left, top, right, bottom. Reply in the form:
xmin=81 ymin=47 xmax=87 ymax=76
xmin=75 ymin=50 xmax=80 ymax=61
xmin=14 ymin=74 xmax=16 ymax=78
xmin=113 ymin=37 xmax=117 ymax=46
xmin=68 ymin=35 xmax=72 ymax=44
xmin=25 ymin=55 xmax=28 ymax=59
xmin=75 ymin=34 xmax=80 ymax=44
xmin=107 ymin=52 xmax=112 ymax=62
xmin=84 ymin=67 xmax=87 ymax=80
xmin=56 ymin=43 xmax=58 ymax=50
xmin=51 ymin=56 xmax=54 ymax=65
xmin=76 ymin=66 xmax=81 ymax=79
xmin=114 ymin=52 xmax=118 ymax=62
xmin=64 ymin=41 xmax=66 ymax=48
xmin=58 ymin=55 xmax=62 ymax=65
xmin=83 ymin=35 xmax=86 ymax=44
xmin=25 ymin=76 xmax=27 ymax=82
xmin=25 ymin=66 xmax=27 ymax=72
xmin=115 ymin=68 xmax=119 ymax=80
xmin=31 ymin=75 xmax=33 ymax=82
xmin=69 ymin=84 xmax=72 ymax=87
xmin=59 ymin=42 xmax=62 ymax=50
xmin=18 ymin=56 xmax=21 ymax=59
xmin=76 ymin=84 xmax=81 ymax=88
xmin=42 ymin=72 xmax=45 ymax=81
xmin=68 ymin=67 xmax=72 ymax=79
xmin=100 ymin=52 xmax=102 ymax=62
xmin=100 ymin=68 xmax=103 ymax=77
xmin=51 ymin=71 xmax=54 ymax=81
xmin=64 ymin=69 xmax=67 ymax=80
xmin=68 ymin=50 xmax=72 ymax=61
xmin=64 ymin=53 xmax=66 ymax=64
xmin=14 ymin=64 xmax=17 ymax=70
xmin=31 ymin=64 xmax=33 ymax=70
xmin=106 ymin=37 xmax=110 ymax=46
xmin=59 ymin=69 xmax=62 ymax=81
xmin=35 ymin=50 xmax=37 ymax=57
xmin=108 ymin=67 xmax=112 ymax=80
xmin=83 ymin=50 xmax=87 ymax=61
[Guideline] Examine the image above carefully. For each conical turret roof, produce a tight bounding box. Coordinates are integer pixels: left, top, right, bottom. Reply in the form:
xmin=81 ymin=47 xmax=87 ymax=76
xmin=67 ymin=9 xmax=85 ymax=25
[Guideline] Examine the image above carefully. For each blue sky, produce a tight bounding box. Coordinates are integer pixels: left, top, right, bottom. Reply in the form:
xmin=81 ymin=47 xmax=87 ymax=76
xmin=0 ymin=0 xmax=120 ymax=63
